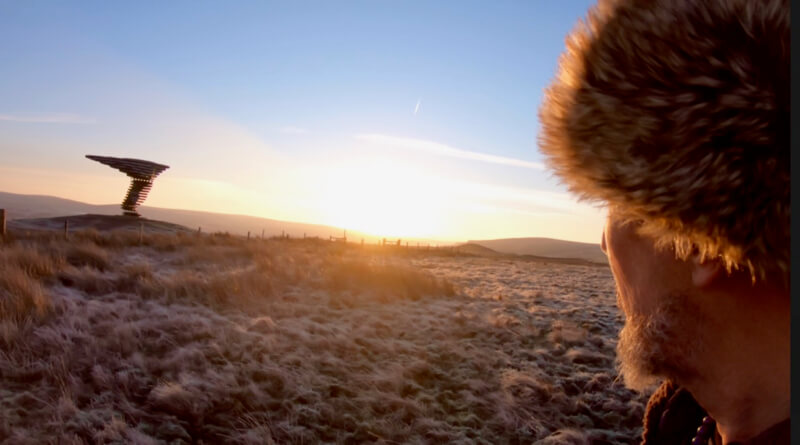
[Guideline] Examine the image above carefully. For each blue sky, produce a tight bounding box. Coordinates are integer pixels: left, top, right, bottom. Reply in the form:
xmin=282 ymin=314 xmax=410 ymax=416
xmin=0 ymin=0 xmax=605 ymax=243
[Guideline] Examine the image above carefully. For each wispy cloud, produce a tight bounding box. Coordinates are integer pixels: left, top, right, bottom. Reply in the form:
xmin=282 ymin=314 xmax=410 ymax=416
xmin=0 ymin=112 xmax=96 ymax=124
xmin=355 ymin=133 xmax=545 ymax=170
xmin=277 ymin=126 xmax=308 ymax=134
xmin=414 ymin=99 xmax=421 ymax=115
xmin=432 ymin=168 xmax=579 ymax=213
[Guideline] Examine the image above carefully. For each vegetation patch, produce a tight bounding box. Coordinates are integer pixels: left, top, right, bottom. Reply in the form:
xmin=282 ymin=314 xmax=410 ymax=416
xmin=0 ymin=230 xmax=646 ymax=444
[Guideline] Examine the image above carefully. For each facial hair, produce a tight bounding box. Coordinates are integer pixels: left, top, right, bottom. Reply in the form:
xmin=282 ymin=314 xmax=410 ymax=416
xmin=615 ymin=290 xmax=705 ymax=392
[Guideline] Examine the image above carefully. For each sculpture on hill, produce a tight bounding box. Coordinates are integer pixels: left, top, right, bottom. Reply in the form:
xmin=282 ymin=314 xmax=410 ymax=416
xmin=85 ymin=155 xmax=170 ymax=217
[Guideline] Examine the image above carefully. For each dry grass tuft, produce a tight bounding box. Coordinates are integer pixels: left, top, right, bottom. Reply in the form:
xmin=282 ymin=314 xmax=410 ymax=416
xmin=325 ymin=260 xmax=456 ymax=301
xmin=0 ymin=264 xmax=52 ymax=324
xmin=64 ymin=242 xmax=110 ymax=271
xmin=0 ymin=244 xmax=64 ymax=279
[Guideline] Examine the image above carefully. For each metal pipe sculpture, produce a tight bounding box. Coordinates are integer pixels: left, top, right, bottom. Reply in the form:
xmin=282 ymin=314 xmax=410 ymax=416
xmin=86 ymin=155 xmax=170 ymax=216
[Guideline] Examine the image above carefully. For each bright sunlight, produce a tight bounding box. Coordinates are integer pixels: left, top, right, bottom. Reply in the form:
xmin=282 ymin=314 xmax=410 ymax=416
xmin=316 ymin=156 xmax=447 ymax=239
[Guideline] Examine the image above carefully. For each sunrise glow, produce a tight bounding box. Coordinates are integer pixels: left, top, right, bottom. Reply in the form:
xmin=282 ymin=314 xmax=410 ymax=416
xmin=315 ymin=157 xmax=447 ymax=239
xmin=0 ymin=0 xmax=603 ymax=244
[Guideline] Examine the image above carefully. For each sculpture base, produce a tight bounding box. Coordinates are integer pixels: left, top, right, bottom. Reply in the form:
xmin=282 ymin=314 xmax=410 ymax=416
xmin=122 ymin=211 xmax=141 ymax=217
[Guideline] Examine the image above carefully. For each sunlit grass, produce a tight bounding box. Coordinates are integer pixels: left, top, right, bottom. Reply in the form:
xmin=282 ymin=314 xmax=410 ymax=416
xmin=0 ymin=228 xmax=645 ymax=444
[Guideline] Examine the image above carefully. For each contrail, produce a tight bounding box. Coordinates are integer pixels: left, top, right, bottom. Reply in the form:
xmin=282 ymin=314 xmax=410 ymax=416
xmin=414 ymin=99 xmax=421 ymax=115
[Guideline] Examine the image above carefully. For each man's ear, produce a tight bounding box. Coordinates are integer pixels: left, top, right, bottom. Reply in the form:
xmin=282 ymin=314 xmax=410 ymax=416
xmin=691 ymin=255 xmax=723 ymax=288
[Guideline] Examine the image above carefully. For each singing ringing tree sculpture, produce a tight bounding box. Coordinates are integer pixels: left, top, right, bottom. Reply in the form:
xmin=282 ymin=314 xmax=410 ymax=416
xmin=85 ymin=155 xmax=170 ymax=217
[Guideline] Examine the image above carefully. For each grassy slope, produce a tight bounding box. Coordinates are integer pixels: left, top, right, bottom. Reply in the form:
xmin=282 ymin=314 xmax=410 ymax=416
xmin=468 ymin=238 xmax=607 ymax=264
xmin=0 ymin=230 xmax=646 ymax=444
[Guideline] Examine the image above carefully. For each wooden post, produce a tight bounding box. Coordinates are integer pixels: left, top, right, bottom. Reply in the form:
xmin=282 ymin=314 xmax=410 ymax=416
xmin=247 ymin=231 xmax=251 ymax=240
xmin=139 ymin=222 xmax=144 ymax=244
xmin=64 ymin=219 xmax=69 ymax=240
xmin=0 ymin=209 xmax=6 ymax=238
xmin=197 ymin=226 xmax=201 ymax=234
xmin=303 ymin=232 xmax=306 ymax=239
xmin=361 ymin=238 xmax=364 ymax=247
xmin=382 ymin=238 xmax=386 ymax=246
xmin=261 ymin=229 xmax=264 ymax=239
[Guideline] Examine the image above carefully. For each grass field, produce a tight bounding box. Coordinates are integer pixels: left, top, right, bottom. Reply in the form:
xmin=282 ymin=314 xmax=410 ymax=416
xmin=0 ymin=229 xmax=647 ymax=444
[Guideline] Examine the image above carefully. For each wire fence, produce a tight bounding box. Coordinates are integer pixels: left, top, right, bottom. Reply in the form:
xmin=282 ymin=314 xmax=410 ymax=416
xmin=0 ymin=209 xmax=460 ymax=252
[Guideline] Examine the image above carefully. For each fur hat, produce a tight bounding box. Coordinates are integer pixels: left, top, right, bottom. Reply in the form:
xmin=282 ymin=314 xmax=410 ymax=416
xmin=538 ymin=0 xmax=789 ymax=285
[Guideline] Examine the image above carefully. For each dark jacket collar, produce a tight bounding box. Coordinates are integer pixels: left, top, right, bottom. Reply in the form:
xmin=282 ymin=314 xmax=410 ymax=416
xmin=641 ymin=380 xmax=789 ymax=445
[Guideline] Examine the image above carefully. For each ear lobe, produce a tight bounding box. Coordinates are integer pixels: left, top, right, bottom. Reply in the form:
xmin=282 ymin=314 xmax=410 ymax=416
xmin=691 ymin=255 xmax=722 ymax=288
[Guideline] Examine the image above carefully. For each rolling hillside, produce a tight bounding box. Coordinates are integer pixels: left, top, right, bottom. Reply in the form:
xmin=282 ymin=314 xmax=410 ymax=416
xmin=0 ymin=192 xmax=444 ymax=244
xmin=469 ymin=237 xmax=607 ymax=264
xmin=1 ymin=191 xmax=604 ymax=263
xmin=0 ymin=191 xmax=355 ymax=240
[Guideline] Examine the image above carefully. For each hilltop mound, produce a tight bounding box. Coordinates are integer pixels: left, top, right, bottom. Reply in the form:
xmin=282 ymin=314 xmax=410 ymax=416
xmin=7 ymin=214 xmax=192 ymax=234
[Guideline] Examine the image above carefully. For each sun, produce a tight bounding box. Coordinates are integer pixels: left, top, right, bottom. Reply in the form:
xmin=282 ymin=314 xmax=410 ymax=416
xmin=315 ymin=157 xmax=445 ymax=239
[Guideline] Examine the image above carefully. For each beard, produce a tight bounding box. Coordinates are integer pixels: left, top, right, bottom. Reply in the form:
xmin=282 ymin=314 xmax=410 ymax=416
xmin=615 ymin=289 xmax=705 ymax=392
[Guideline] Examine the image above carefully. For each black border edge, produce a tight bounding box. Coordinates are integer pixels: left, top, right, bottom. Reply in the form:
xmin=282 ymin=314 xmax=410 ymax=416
xmin=791 ymin=0 xmax=799 ymax=442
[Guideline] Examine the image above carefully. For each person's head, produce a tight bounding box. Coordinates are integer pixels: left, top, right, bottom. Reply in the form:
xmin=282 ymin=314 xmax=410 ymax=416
xmin=538 ymin=0 xmax=789 ymax=391
xmin=600 ymin=207 xmax=790 ymax=393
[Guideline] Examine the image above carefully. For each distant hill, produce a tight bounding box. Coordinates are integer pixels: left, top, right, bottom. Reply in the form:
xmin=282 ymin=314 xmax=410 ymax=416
xmin=468 ymin=237 xmax=607 ymax=264
xmin=0 ymin=192 xmax=105 ymax=220
xmin=0 ymin=191 xmax=360 ymax=241
xmin=455 ymin=243 xmax=503 ymax=257
xmin=1 ymin=192 xmax=606 ymax=264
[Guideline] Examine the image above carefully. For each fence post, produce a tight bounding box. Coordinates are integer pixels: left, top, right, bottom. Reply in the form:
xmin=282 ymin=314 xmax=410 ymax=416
xmin=139 ymin=222 xmax=144 ymax=244
xmin=64 ymin=218 xmax=69 ymax=240
xmin=0 ymin=209 xmax=5 ymax=238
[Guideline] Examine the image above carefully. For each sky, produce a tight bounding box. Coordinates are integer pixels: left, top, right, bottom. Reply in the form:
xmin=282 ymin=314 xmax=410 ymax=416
xmin=0 ymin=0 xmax=606 ymax=243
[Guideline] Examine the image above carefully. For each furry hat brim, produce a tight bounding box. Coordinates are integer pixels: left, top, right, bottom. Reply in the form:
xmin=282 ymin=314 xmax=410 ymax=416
xmin=538 ymin=0 xmax=789 ymax=285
